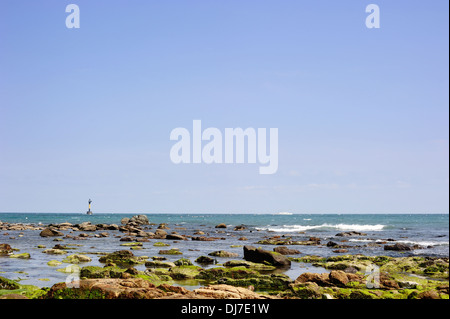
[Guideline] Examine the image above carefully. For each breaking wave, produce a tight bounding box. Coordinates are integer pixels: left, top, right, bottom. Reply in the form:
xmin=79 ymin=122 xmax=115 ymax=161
xmin=256 ymin=223 xmax=385 ymax=232
xmin=349 ymin=238 xmax=449 ymax=247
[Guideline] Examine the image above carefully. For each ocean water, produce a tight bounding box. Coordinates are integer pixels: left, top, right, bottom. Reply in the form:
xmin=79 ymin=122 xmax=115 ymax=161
xmin=0 ymin=213 xmax=448 ymax=289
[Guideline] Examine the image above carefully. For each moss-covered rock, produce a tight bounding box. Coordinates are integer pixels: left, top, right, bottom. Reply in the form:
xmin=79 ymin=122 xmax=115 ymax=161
xmin=174 ymin=258 xmax=193 ymax=266
xmin=47 ymin=260 xmax=63 ymax=267
xmin=62 ymin=254 xmax=92 ymax=264
xmin=98 ymin=250 xmax=148 ymax=266
xmin=169 ymin=266 xmax=202 ymax=280
xmin=9 ymin=253 xmax=31 ymax=259
xmin=0 ymin=276 xmax=46 ymax=299
xmin=223 ymin=260 xmax=276 ymax=271
xmin=158 ymin=248 xmax=182 ymax=255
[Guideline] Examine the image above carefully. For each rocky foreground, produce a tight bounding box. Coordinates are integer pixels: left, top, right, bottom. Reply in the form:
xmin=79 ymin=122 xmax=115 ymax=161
xmin=1 ymin=249 xmax=448 ymax=299
xmin=0 ymin=215 xmax=449 ymax=299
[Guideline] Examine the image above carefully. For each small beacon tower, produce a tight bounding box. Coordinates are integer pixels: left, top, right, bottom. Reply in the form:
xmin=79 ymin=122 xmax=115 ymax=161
xmin=86 ymin=199 xmax=93 ymax=215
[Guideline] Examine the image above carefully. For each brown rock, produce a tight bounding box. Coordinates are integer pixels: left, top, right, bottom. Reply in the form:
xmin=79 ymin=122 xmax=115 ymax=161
xmin=328 ymin=270 xmax=349 ymax=287
xmin=45 ymin=278 xmax=166 ymax=299
xmin=243 ymin=245 xmax=291 ymax=267
xmin=295 ymin=273 xmax=329 ymax=286
xmin=0 ymin=243 xmax=13 ymax=255
xmin=192 ymin=284 xmax=273 ymax=299
xmin=40 ymin=228 xmax=64 ymax=237
xmin=273 ymin=246 xmax=301 ymax=255
xmin=418 ymin=290 xmax=440 ymax=299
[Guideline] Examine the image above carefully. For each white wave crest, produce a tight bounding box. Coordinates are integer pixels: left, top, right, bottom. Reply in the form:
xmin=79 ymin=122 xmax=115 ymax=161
xmin=349 ymin=239 xmax=449 ymax=247
xmin=256 ymin=223 xmax=385 ymax=232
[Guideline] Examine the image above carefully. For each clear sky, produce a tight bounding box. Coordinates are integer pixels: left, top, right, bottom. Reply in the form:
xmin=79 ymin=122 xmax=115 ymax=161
xmin=0 ymin=0 xmax=448 ymax=213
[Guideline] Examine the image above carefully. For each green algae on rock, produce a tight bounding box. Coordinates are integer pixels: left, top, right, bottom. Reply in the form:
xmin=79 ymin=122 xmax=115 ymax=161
xmin=98 ymin=250 xmax=148 ymax=266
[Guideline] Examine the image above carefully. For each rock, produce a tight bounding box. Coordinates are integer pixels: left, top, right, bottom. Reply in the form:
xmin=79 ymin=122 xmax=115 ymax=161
xmin=333 ymin=249 xmax=349 ymax=253
xmin=234 ymin=225 xmax=247 ymax=231
xmin=417 ymin=290 xmax=440 ymax=299
xmin=222 ymin=260 xmax=276 ymax=271
xmin=174 ymin=258 xmax=193 ymax=266
xmin=398 ymin=281 xmax=419 ymax=289
xmin=208 ymin=250 xmax=239 ymax=258
xmin=78 ymin=222 xmax=97 ymax=232
xmin=159 ymin=249 xmax=182 ymax=255
xmin=328 ymin=270 xmax=349 ymax=287
xmin=169 ymin=266 xmax=202 ymax=279
xmin=384 ymin=243 xmax=413 ymax=251
xmin=243 ymin=246 xmax=291 ymax=267
xmin=273 ymin=246 xmax=301 ymax=255
xmin=9 ymin=253 xmax=31 ymax=259
xmin=62 ymin=254 xmax=92 ymax=264
xmin=42 ymin=249 xmax=67 ymax=255
xmin=195 ymin=256 xmax=216 ymax=264
xmin=166 ymin=234 xmax=186 ymax=240
xmin=157 ymin=223 xmax=170 ymax=229
xmin=0 ymin=276 xmax=21 ymax=290
xmin=215 ymin=223 xmax=227 ymax=229
xmin=40 ymin=228 xmax=64 ymax=237
xmin=295 ymin=273 xmax=329 ymax=286
xmin=99 ymin=250 xmax=148 ymax=266
xmin=153 ymin=242 xmax=170 ymax=247
xmin=145 ymin=260 xmax=176 ymax=268
xmin=129 ymin=215 xmax=150 ymax=225
xmin=335 ymin=231 xmax=367 ymax=237
xmin=120 ymin=218 xmax=130 ymax=225
xmin=44 ymin=278 xmax=167 ymax=299
xmin=120 ymin=242 xmax=143 ymax=247
xmin=192 ymin=236 xmax=222 ymax=241
xmin=47 ymin=260 xmax=63 ymax=267
xmin=154 ymin=229 xmax=167 ymax=239
xmin=192 ymin=284 xmax=272 ymax=299
xmin=290 ymin=281 xmax=322 ymax=299
xmin=327 ymin=241 xmax=339 ymax=247
xmin=0 ymin=243 xmax=13 ymax=256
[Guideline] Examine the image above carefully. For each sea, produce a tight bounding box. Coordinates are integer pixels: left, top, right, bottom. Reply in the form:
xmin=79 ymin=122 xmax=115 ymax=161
xmin=0 ymin=213 xmax=448 ymax=289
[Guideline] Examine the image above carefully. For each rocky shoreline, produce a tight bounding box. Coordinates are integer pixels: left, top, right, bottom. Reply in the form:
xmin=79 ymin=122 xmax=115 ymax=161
xmin=0 ymin=215 xmax=448 ymax=299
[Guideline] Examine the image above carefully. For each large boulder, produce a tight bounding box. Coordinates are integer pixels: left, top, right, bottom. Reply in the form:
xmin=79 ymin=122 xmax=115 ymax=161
xmin=129 ymin=215 xmax=150 ymax=225
xmin=328 ymin=270 xmax=349 ymax=287
xmin=384 ymin=243 xmax=412 ymax=251
xmin=243 ymin=246 xmax=291 ymax=267
xmin=40 ymin=228 xmax=64 ymax=237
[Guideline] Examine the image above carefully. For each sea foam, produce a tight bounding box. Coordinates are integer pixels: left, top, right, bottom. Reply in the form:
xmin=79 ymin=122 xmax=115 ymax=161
xmin=256 ymin=223 xmax=385 ymax=232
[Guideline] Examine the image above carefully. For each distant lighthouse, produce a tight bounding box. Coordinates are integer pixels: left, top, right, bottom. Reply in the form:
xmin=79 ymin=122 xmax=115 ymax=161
xmin=86 ymin=199 xmax=93 ymax=215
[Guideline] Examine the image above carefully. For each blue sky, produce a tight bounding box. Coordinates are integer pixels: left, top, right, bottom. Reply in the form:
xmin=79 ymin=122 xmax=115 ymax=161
xmin=0 ymin=0 xmax=448 ymax=213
